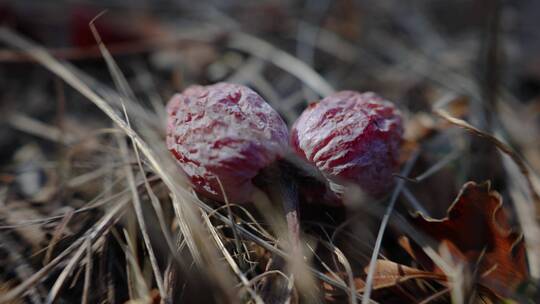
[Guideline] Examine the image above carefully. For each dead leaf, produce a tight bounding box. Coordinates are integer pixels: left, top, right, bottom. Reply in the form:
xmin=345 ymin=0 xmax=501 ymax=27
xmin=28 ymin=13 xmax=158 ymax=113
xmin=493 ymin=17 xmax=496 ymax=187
xmin=322 ymin=260 xmax=446 ymax=300
xmin=434 ymin=108 xmax=540 ymax=218
xmin=356 ymin=260 xmax=446 ymax=291
xmin=406 ymin=181 xmax=528 ymax=299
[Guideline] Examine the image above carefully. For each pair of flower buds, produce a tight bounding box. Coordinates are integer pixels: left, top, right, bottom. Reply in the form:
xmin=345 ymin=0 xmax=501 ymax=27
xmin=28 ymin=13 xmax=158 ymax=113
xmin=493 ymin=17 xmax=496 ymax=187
xmin=166 ymin=82 xmax=403 ymax=207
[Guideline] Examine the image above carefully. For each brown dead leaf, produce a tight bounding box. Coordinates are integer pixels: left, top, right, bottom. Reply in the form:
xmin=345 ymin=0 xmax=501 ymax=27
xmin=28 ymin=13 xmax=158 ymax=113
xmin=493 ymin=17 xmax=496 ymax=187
xmin=356 ymin=260 xmax=446 ymax=291
xmin=406 ymin=181 xmax=528 ymax=299
xmin=434 ymin=108 xmax=540 ymax=217
xmin=322 ymin=260 xmax=446 ymax=301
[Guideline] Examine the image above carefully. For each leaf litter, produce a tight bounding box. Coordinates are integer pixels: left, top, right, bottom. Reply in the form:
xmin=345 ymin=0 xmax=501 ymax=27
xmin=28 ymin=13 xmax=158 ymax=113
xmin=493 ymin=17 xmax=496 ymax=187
xmin=0 ymin=2 xmax=539 ymax=303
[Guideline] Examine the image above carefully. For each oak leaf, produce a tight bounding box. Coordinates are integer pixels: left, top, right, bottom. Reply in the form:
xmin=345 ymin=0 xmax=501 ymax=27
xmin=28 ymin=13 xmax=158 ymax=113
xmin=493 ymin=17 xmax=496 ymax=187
xmin=405 ymin=181 xmax=528 ymax=299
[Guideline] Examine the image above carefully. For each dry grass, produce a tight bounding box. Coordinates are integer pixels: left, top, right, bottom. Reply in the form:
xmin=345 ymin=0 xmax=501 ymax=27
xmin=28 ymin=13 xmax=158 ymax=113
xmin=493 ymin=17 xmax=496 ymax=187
xmin=0 ymin=1 xmax=539 ymax=303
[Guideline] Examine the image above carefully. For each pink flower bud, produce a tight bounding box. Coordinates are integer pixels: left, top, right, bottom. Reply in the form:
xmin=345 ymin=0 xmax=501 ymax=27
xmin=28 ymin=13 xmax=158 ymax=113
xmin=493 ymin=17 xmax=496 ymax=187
xmin=291 ymin=91 xmax=403 ymax=198
xmin=166 ymin=82 xmax=289 ymax=203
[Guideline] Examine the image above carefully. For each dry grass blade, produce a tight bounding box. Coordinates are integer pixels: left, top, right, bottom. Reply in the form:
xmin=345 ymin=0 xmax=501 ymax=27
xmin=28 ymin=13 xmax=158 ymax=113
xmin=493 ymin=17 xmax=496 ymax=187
xmin=362 ymin=149 xmax=419 ymax=304
xmin=226 ymin=56 xmax=265 ymax=85
xmin=314 ymin=241 xmax=358 ymax=304
xmin=117 ymin=133 xmax=165 ymax=297
xmin=90 ymin=16 xmax=180 ymax=276
xmin=0 ymin=28 xmax=158 ymax=180
xmin=0 ymin=236 xmax=43 ymax=304
xmin=228 ymin=32 xmax=335 ymax=96
xmin=81 ymin=240 xmax=92 ymax=304
xmin=418 ymin=287 xmax=451 ymax=304
xmin=122 ymin=229 xmax=152 ymax=302
xmin=0 ymin=26 xmax=208 ymax=268
xmin=0 ymin=175 xmax=151 ymax=231
xmin=306 ymin=243 xmax=348 ymax=291
xmin=44 ymin=201 xmax=127 ymax=304
xmin=43 ymin=209 xmax=74 ymax=265
xmin=0 ymin=26 xmax=392 ymax=301
xmin=434 ymin=108 xmax=540 ymax=214
xmin=402 ymin=187 xmax=429 ymax=215
xmin=89 ymin=11 xmax=137 ymax=102
xmin=7 ymin=112 xmax=76 ymax=145
xmin=170 ymin=193 xmax=204 ymax=267
xmin=207 ymin=204 xmax=275 ymax=241
xmin=4 ymin=2 xmax=536 ymax=302
xmin=0 ymin=198 xmax=127 ymax=303
xmin=215 ymin=176 xmax=246 ymax=269
xmin=334 ymin=246 xmax=357 ymax=304
xmin=250 ymin=185 xmax=316 ymax=302
xmin=202 ymin=211 xmax=264 ymax=304
xmin=501 ymin=153 xmax=540 ymax=279
xmin=409 ymin=149 xmax=462 ymax=183
xmin=430 ymin=246 xmax=465 ymax=303
xmin=295 ymin=22 xmax=359 ymax=63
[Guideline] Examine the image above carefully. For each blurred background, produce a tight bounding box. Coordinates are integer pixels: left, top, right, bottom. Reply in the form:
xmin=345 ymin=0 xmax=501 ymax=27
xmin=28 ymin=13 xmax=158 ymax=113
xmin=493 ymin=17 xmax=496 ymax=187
xmin=3 ymin=0 xmax=540 ymax=210
xmin=1 ymin=0 xmax=540 ymax=303
xmin=2 ymin=0 xmax=540 ymax=168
